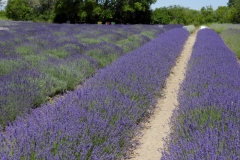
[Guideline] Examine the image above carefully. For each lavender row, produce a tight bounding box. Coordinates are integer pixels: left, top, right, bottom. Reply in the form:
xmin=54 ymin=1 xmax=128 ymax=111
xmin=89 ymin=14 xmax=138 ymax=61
xmin=0 ymin=23 xmax=182 ymax=127
xmin=0 ymin=28 xmax=189 ymax=159
xmin=162 ymin=29 xmax=240 ymax=159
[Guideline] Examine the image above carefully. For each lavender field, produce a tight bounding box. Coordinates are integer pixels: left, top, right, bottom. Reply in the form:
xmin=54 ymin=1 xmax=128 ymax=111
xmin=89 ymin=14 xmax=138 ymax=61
xmin=0 ymin=21 xmax=182 ymax=127
xmin=0 ymin=21 xmax=188 ymax=158
xmin=162 ymin=29 xmax=240 ymax=159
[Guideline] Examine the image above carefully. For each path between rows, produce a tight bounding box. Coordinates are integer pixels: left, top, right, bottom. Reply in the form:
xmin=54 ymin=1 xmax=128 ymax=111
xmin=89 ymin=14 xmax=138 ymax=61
xmin=129 ymin=30 xmax=199 ymax=160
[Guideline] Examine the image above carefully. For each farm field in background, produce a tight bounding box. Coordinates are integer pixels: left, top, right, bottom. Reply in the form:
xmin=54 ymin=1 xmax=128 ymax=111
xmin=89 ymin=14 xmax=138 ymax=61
xmin=0 ymin=26 xmax=188 ymax=159
xmin=0 ymin=21 xmax=181 ymax=127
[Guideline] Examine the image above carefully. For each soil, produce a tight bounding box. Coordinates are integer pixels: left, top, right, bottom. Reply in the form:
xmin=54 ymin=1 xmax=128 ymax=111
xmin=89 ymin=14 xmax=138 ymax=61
xmin=129 ymin=30 xmax=198 ymax=160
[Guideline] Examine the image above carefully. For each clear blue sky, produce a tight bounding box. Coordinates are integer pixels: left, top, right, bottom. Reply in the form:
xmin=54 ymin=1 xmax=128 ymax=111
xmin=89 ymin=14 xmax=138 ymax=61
xmin=151 ymin=0 xmax=229 ymax=10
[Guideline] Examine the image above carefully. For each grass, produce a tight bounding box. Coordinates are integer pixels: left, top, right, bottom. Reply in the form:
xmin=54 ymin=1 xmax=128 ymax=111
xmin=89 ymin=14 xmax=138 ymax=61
xmin=220 ymin=29 xmax=240 ymax=59
xmin=85 ymin=49 xmax=119 ymax=68
xmin=209 ymin=23 xmax=240 ymax=33
xmin=209 ymin=23 xmax=240 ymax=59
xmin=0 ymin=59 xmax=23 ymax=76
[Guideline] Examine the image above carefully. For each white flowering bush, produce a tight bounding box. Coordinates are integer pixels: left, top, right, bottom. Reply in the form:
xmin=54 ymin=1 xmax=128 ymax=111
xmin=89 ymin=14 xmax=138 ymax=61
xmin=0 ymin=27 xmax=9 ymax=31
xmin=183 ymin=25 xmax=195 ymax=33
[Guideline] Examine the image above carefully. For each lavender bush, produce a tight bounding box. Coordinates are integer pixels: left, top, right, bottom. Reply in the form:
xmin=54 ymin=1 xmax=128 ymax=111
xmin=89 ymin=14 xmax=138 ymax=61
xmin=0 ymin=28 xmax=189 ymax=159
xmin=0 ymin=21 xmax=182 ymax=127
xmin=162 ymin=29 xmax=240 ymax=159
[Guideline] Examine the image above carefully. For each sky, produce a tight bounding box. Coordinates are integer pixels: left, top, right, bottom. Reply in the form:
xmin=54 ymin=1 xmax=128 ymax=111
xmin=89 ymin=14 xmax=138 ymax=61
xmin=151 ymin=0 xmax=229 ymax=10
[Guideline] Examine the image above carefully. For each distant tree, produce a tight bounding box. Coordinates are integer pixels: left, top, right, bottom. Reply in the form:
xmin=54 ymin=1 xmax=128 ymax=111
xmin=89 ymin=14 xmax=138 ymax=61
xmin=151 ymin=5 xmax=203 ymax=25
xmin=54 ymin=0 xmax=82 ymax=23
xmin=101 ymin=0 xmax=155 ymax=24
xmin=78 ymin=0 xmax=105 ymax=23
xmin=151 ymin=7 xmax=170 ymax=24
xmin=226 ymin=0 xmax=240 ymax=23
xmin=215 ymin=6 xmax=236 ymax=23
xmin=6 ymin=0 xmax=33 ymax=20
xmin=228 ymin=0 xmax=235 ymax=7
xmin=200 ymin=6 xmax=214 ymax=23
xmin=167 ymin=5 xmax=186 ymax=24
xmin=184 ymin=9 xmax=202 ymax=26
xmin=233 ymin=0 xmax=240 ymax=22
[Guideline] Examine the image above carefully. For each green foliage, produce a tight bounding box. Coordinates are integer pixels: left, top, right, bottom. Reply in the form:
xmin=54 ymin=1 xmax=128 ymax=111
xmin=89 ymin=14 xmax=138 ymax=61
xmin=3 ymin=0 xmax=240 ymax=24
xmin=215 ymin=6 xmax=236 ymax=23
xmin=6 ymin=0 xmax=33 ymax=20
xmin=85 ymin=49 xmax=119 ymax=68
xmin=151 ymin=7 xmax=171 ymax=24
xmin=228 ymin=0 xmax=236 ymax=6
xmin=227 ymin=0 xmax=240 ymax=23
xmin=116 ymin=35 xmax=143 ymax=53
xmin=54 ymin=0 xmax=83 ymax=23
xmin=16 ymin=45 xmax=33 ymax=55
xmin=80 ymin=38 xmax=102 ymax=45
xmin=233 ymin=0 xmax=240 ymax=23
xmin=200 ymin=6 xmax=214 ymax=23
xmin=151 ymin=3 xmax=239 ymax=25
xmin=43 ymin=49 xmax=70 ymax=59
xmin=0 ymin=10 xmax=8 ymax=20
xmin=0 ymin=60 xmax=23 ymax=76
xmin=151 ymin=5 xmax=207 ymax=25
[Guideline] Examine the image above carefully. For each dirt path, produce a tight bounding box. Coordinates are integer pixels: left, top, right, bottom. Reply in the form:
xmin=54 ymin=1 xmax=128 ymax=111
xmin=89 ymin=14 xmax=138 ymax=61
xmin=129 ymin=30 xmax=198 ymax=160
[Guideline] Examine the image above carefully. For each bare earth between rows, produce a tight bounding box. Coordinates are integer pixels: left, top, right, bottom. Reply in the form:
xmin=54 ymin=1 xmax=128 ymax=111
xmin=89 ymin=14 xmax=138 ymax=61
xmin=129 ymin=30 xmax=198 ymax=160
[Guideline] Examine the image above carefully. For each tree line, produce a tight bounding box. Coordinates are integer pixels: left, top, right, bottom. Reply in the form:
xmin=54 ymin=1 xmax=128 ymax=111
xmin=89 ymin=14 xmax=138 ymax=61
xmin=1 ymin=0 xmax=240 ymax=24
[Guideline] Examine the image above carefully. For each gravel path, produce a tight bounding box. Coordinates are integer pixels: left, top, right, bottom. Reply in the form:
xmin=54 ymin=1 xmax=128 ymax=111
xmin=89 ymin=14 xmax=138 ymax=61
xmin=129 ymin=30 xmax=198 ymax=160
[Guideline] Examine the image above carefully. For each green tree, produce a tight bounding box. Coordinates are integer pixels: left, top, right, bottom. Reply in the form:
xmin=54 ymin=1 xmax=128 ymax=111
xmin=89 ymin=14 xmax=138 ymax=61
xmin=6 ymin=0 xmax=33 ymax=20
xmin=78 ymin=0 xmax=104 ymax=23
xmin=151 ymin=5 xmax=202 ymax=25
xmin=200 ymin=6 xmax=214 ymax=23
xmin=151 ymin=7 xmax=171 ymax=24
xmin=228 ymin=0 xmax=236 ymax=6
xmin=103 ymin=0 xmax=155 ymax=24
xmin=167 ymin=5 xmax=186 ymax=24
xmin=215 ymin=6 xmax=236 ymax=23
xmin=227 ymin=0 xmax=240 ymax=23
xmin=54 ymin=0 xmax=82 ymax=23
xmin=233 ymin=0 xmax=240 ymax=22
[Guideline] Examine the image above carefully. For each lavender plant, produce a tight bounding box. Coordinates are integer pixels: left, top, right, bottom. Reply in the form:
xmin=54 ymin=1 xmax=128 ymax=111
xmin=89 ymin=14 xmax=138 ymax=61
xmin=162 ymin=29 xmax=240 ymax=159
xmin=0 ymin=28 xmax=189 ymax=159
xmin=0 ymin=22 xmax=182 ymax=127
